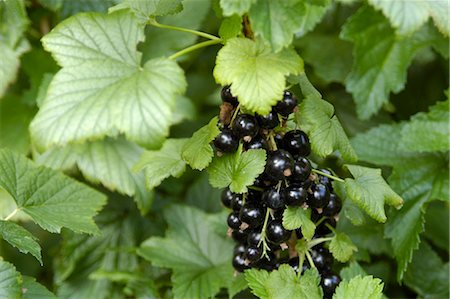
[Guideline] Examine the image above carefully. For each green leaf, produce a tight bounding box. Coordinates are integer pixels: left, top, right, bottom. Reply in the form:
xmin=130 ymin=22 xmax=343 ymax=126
xmin=30 ymin=11 xmax=186 ymax=150
xmin=427 ymin=0 xmax=450 ymax=36
xmin=333 ymin=275 xmax=383 ymax=299
xmin=207 ymin=148 xmax=266 ymax=193
xmin=404 ymin=242 xmax=449 ymax=298
xmin=297 ymin=96 xmax=357 ymax=162
xmin=214 ymin=37 xmax=303 ymax=115
xmin=342 ymin=165 xmax=403 ymax=223
xmin=0 ymin=260 xmax=22 ymax=299
xmin=400 ymin=99 xmax=449 ymax=153
xmin=134 ymin=139 xmax=187 ymax=189
xmin=424 ymin=201 xmax=449 ymax=251
xmin=185 ymin=173 xmax=222 ymax=213
xmin=220 ymin=0 xmax=256 ymax=16
xmin=182 ymin=117 xmax=220 ymax=170
xmin=0 ymin=220 xmax=42 ymax=264
xmin=0 ymin=148 xmax=106 ymax=234
xmin=341 ymin=7 xmax=440 ymax=119
xmin=114 ymin=0 xmax=183 ymax=22
xmin=22 ymin=276 xmax=57 ymax=299
xmin=282 ymin=207 xmax=315 ymax=240
xmin=245 ymin=266 xmax=323 ymax=299
xmin=218 ymin=15 xmax=242 ymax=41
xmin=138 ymin=205 xmax=235 ymax=299
xmin=329 ymin=231 xmax=358 ymax=262
xmin=340 ymin=262 xmax=367 ymax=281
xmin=37 ymin=137 xmax=153 ymax=215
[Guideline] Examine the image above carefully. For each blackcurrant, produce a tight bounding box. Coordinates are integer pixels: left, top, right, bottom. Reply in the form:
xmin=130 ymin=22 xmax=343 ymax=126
xmin=220 ymin=188 xmax=234 ymax=209
xmin=247 ymin=188 xmax=263 ymax=204
xmin=262 ymin=187 xmax=286 ymax=210
xmin=232 ymin=114 xmax=259 ymax=141
xmin=318 ymin=169 xmax=334 ymax=190
xmin=245 ymin=246 xmax=263 ymax=262
xmin=266 ymin=219 xmax=291 ymax=244
xmin=275 ymin=90 xmax=297 ymax=117
xmin=274 ymin=133 xmax=284 ymax=148
xmin=309 ymin=247 xmax=333 ymax=272
xmin=321 ymin=272 xmax=341 ymax=298
xmin=253 ymin=251 xmax=277 ymax=271
xmin=282 ymin=130 xmax=311 ymax=157
xmin=231 ymin=228 xmax=249 ymax=243
xmin=256 ymin=110 xmax=280 ymax=129
xmin=247 ymin=230 xmax=262 ymax=246
xmin=213 ymin=128 xmax=239 ymax=153
xmin=285 ymin=184 xmax=308 ymax=206
xmin=221 ymin=85 xmax=238 ymax=106
xmin=315 ymin=217 xmax=337 ymax=237
xmin=288 ymin=257 xmax=309 ymax=274
xmin=290 ymin=157 xmax=312 ymax=182
xmin=322 ymin=193 xmax=342 ymax=217
xmin=265 ymin=150 xmax=294 ymax=180
xmin=307 ymin=183 xmax=330 ymax=209
xmin=227 ymin=212 xmax=242 ymax=229
xmin=230 ymin=193 xmax=244 ymax=212
xmin=244 ymin=134 xmax=269 ymax=151
xmin=232 ymin=253 xmax=249 ymax=272
xmin=233 ymin=244 xmax=246 ymax=255
xmin=239 ymin=204 xmax=264 ymax=227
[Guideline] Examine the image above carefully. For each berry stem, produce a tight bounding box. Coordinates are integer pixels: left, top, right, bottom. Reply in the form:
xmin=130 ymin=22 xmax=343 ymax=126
xmin=169 ymin=39 xmax=222 ymax=60
xmin=4 ymin=208 xmax=18 ymax=221
xmin=311 ymin=169 xmax=345 ymax=183
xmin=248 ymin=186 xmax=264 ymax=192
xmin=307 ymin=237 xmax=333 ymax=249
xmin=258 ymin=207 xmax=272 ymax=258
xmin=229 ymin=103 xmax=241 ymax=129
xmin=149 ymin=18 xmax=220 ymax=41
xmin=268 ymin=133 xmax=278 ymax=151
xmin=305 ymin=251 xmax=316 ymax=269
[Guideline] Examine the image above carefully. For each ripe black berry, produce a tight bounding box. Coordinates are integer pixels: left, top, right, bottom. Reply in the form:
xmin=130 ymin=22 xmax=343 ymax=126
xmin=309 ymin=247 xmax=333 ymax=272
xmin=245 ymin=246 xmax=262 ymax=262
xmin=265 ymin=150 xmax=294 ymax=180
xmin=231 ymin=228 xmax=249 ymax=243
xmin=232 ymin=114 xmax=259 ymax=141
xmin=254 ymin=251 xmax=277 ymax=271
xmin=239 ymin=204 xmax=264 ymax=227
xmin=266 ymin=219 xmax=291 ymax=244
xmin=232 ymin=253 xmax=249 ymax=272
xmin=221 ymin=85 xmax=238 ymax=106
xmin=282 ymin=130 xmax=311 ymax=157
xmin=227 ymin=212 xmax=242 ymax=229
xmin=321 ymin=272 xmax=341 ymax=298
xmin=256 ymin=110 xmax=280 ymax=129
xmin=307 ymin=183 xmax=330 ymax=209
xmin=285 ymin=184 xmax=308 ymax=206
xmin=244 ymin=135 xmax=269 ymax=151
xmin=230 ymin=194 xmax=244 ymax=212
xmin=318 ymin=169 xmax=334 ymax=190
xmin=262 ymin=187 xmax=286 ymax=209
xmin=291 ymin=157 xmax=312 ymax=182
xmin=233 ymin=244 xmax=246 ymax=255
xmin=247 ymin=231 xmax=262 ymax=246
xmin=288 ymin=257 xmax=310 ymax=274
xmin=322 ymin=193 xmax=342 ymax=217
xmin=220 ymin=188 xmax=234 ymax=208
xmin=275 ymin=90 xmax=297 ymax=117
xmin=213 ymin=128 xmax=238 ymax=153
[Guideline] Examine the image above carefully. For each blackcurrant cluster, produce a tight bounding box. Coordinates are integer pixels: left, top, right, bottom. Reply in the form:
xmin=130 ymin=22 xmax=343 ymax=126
xmin=215 ymin=86 xmax=343 ymax=298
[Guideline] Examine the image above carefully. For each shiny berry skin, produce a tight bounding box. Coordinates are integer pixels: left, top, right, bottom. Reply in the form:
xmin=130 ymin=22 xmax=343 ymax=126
xmin=285 ymin=184 xmax=308 ymax=206
xmin=213 ymin=128 xmax=238 ymax=153
xmin=232 ymin=114 xmax=259 ymax=140
xmin=265 ymin=150 xmax=294 ymax=180
xmin=221 ymin=85 xmax=238 ymax=106
xmin=245 ymin=246 xmax=262 ymax=262
xmin=232 ymin=253 xmax=249 ymax=272
xmin=247 ymin=188 xmax=263 ymax=204
xmin=247 ymin=230 xmax=262 ymax=246
xmin=287 ymin=257 xmax=310 ymax=274
xmin=244 ymin=135 xmax=269 ymax=151
xmin=231 ymin=228 xmax=249 ymax=243
xmin=318 ymin=169 xmax=334 ymax=190
xmin=256 ymin=111 xmax=280 ymax=129
xmin=233 ymin=244 xmax=246 ymax=255
xmin=309 ymin=247 xmax=333 ymax=272
xmin=275 ymin=90 xmax=298 ymax=117
xmin=254 ymin=252 xmax=277 ymax=270
xmin=282 ymin=130 xmax=311 ymax=157
xmin=274 ymin=133 xmax=284 ymax=148
xmin=307 ymin=183 xmax=330 ymax=209
xmin=291 ymin=157 xmax=312 ymax=182
xmin=230 ymin=194 xmax=244 ymax=212
xmin=262 ymin=187 xmax=286 ymax=209
xmin=220 ymin=188 xmax=234 ymax=208
xmin=239 ymin=204 xmax=264 ymax=227
xmin=266 ymin=219 xmax=291 ymax=244
xmin=321 ymin=272 xmax=341 ymax=298
xmin=227 ymin=212 xmax=242 ymax=229
xmin=322 ymin=193 xmax=342 ymax=217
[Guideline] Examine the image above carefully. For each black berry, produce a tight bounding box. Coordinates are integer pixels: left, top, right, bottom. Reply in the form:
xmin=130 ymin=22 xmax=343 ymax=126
xmin=309 ymin=247 xmax=333 ymax=272
xmin=247 ymin=230 xmax=262 ymax=246
xmin=265 ymin=150 xmax=294 ymax=180
xmin=232 ymin=114 xmax=259 ymax=141
xmin=230 ymin=193 xmax=244 ymax=212
xmin=266 ymin=219 xmax=291 ymax=244
xmin=245 ymin=246 xmax=263 ymax=262
xmin=307 ymin=183 xmax=330 ymax=209
xmin=239 ymin=204 xmax=265 ymax=227
xmin=232 ymin=253 xmax=249 ymax=272
xmin=322 ymin=193 xmax=342 ymax=217
xmin=275 ymin=90 xmax=297 ymax=117
xmin=256 ymin=110 xmax=280 ymax=129
xmin=291 ymin=157 xmax=312 ymax=182
xmin=321 ymin=272 xmax=341 ymax=298
xmin=233 ymin=244 xmax=246 ymax=255
xmin=231 ymin=228 xmax=249 ymax=243
xmin=220 ymin=188 xmax=234 ymax=208
xmin=285 ymin=184 xmax=308 ymax=206
xmin=244 ymin=134 xmax=269 ymax=151
xmin=213 ymin=128 xmax=239 ymax=153
xmin=227 ymin=212 xmax=242 ymax=229
xmin=282 ymin=130 xmax=311 ymax=157
xmin=318 ymin=169 xmax=334 ymax=191
xmin=262 ymin=187 xmax=286 ymax=209
xmin=221 ymin=85 xmax=238 ymax=106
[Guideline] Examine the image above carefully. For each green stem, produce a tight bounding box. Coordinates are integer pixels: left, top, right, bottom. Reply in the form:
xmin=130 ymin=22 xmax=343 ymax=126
xmin=4 ymin=208 xmax=18 ymax=221
xmin=307 ymin=237 xmax=333 ymax=249
xmin=311 ymin=169 xmax=345 ymax=183
xmin=149 ymin=18 xmax=220 ymax=41
xmin=258 ymin=208 xmax=272 ymax=258
xmin=169 ymin=39 xmax=222 ymax=60
xmin=268 ymin=133 xmax=278 ymax=151
xmin=229 ymin=103 xmax=241 ymax=128
xmin=248 ymin=186 xmax=264 ymax=192
xmin=305 ymin=251 xmax=316 ymax=269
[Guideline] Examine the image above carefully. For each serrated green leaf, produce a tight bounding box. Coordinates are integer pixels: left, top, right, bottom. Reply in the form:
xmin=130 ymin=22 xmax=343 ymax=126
xmin=207 ymin=148 xmax=266 ymax=193
xmin=0 ymin=260 xmax=22 ymax=299
xmin=282 ymin=207 xmax=315 ymax=240
xmin=333 ymin=275 xmax=383 ymax=299
xmin=244 ymin=269 xmax=270 ymax=299
xmin=341 ymin=7 xmax=441 ymax=119
xmin=400 ymin=99 xmax=449 ymax=152
xmin=30 ymin=11 xmax=186 ymax=150
xmin=22 ymin=276 xmax=57 ymax=299
xmin=220 ymin=0 xmax=256 ymax=16
xmin=0 ymin=148 xmax=106 ymax=234
xmin=138 ymin=205 xmax=235 ymax=299
xmin=0 ymin=220 xmax=42 ymax=264
xmin=182 ymin=117 xmax=220 ymax=170
xmin=340 ymin=262 xmax=367 ymax=281
xmin=37 ymin=137 xmax=153 ymax=215
xmin=427 ymin=1 xmax=450 ymax=36
xmin=342 ymin=165 xmax=403 ymax=223
xmin=329 ymin=231 xmax=357 ymax=262
xmin=219 ymin=15 xmax=242 ymax=41
xmin=113 ymin=0 xmax=183 ymax=22
xmin=424 ymin=201 xmax=449 ymax=251
xmin=297 ymin=96 xmax=357 ymax=162
xmin=214 ymin=37 xmax=303 ymax=115
xmin=134 ymin=139 xmax=187 ymax=189
xmin=186 ymin=173 xmax=222 ymax=213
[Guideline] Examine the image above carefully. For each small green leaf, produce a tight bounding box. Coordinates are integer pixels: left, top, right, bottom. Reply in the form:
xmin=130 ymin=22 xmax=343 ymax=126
xmin=220 ymin=0 xmax=256 ymax=16
xmin=218 ymin=15 xmax=242 ymax=41
xmin=0 ymin=220 xmax=42 ymax=264
xmin=333 ymin=275 xmax=383 ymax=299
xmin=0 ymin=260 xmax=22 ymax=299
xmin=214 ymin=37 xmax=303 ymax=115
xmin=329 ymin=231 xmax=358 ymax=262
xmin=340 ymin=262 xmax=367 ymax=281
xmin=342 ymin=165 xmax=403 ymax=223
xmin=182 ymin=117 xmax=221 ymax=170
xmin=244 ymin=269 xmax=270 ymax=299
xmin=297 ymin=96 xmax=357 ymax=162
xmin=113 ymin=0 xmax=183 ymax=22
xmin=134 ymin=139 xmax=188 ymax=189
xmin=282 ymin=207 xmax=315 ymax=240
xmin=22 ymin=276 xmax=57 ymax=299
xmin=207 ymin=148 xmax=266 ymax=193
xmin=0 ymin=149 xmax=106 ymax=234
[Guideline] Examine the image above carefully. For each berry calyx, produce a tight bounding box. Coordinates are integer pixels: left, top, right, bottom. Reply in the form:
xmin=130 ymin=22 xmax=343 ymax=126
xmin=282 ymin=130 xmax=311 ymax=157
xmin=213 ymin=128 xmax=239 ymax=153
xmin=275 ymin=90 xmax=297 ymax=117
xmin=232 ymin=114 xmax=259 ymax=141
